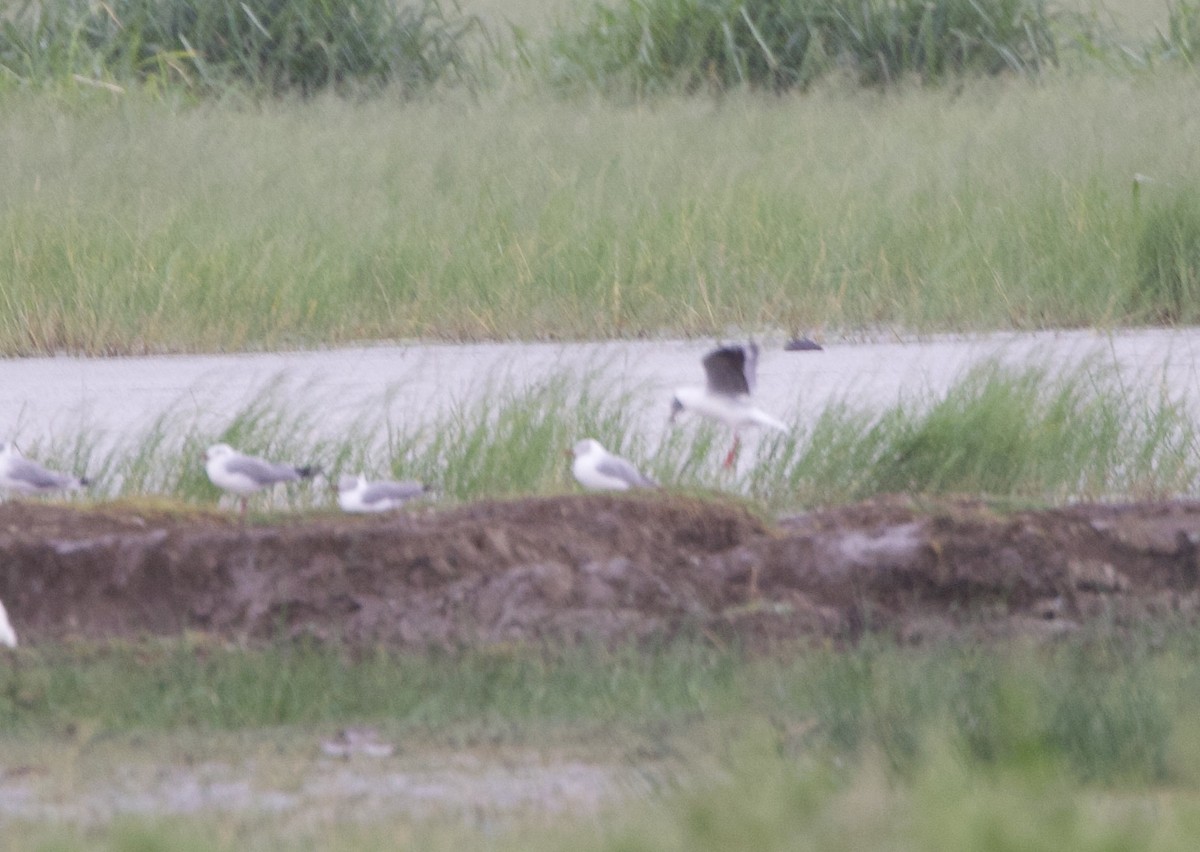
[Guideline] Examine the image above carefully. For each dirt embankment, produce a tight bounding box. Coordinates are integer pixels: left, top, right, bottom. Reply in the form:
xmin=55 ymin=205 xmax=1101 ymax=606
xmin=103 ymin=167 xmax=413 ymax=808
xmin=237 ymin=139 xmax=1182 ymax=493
xmin=1 ymin=494 xmax=1199 ymax=648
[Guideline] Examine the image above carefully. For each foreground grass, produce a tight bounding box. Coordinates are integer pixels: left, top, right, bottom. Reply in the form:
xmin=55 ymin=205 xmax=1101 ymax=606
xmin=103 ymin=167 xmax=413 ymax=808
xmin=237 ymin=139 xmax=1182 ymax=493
xmin=1 ymin=68 xmax=1199 ymax=353
xmin=6 ymin=628 xmax=1200 ymax=848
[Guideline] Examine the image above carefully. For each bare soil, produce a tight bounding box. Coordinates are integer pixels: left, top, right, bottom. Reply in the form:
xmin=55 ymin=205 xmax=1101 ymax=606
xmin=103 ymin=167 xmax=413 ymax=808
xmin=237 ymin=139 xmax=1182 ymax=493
xmin=2 ymin=493 xmax=1200 ymax=648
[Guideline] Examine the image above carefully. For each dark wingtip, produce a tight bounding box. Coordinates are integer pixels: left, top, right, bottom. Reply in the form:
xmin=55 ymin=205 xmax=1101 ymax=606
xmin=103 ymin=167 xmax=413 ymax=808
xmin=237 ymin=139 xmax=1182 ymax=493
xmin=297 ymin=465 xmax=321 ymax=479
xmin=78 ymin=476 xmax=91 ymax=488
xmin=785 ymin=336 xmax=823 ymax=352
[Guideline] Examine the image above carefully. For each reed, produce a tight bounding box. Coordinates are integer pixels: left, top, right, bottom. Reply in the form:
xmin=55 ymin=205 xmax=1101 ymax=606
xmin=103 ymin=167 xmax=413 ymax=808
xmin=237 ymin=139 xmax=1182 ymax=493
xmin=0 ymin=0 xmax=480 ymax=95
xmin=544 ymin=0 xmax=1057 ymax=95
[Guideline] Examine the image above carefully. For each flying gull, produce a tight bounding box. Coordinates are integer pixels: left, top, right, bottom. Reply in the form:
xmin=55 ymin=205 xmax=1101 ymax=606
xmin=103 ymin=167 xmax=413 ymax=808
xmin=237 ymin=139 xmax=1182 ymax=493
xmin=569 ymin=438 xmax=658 ymax=491
xmin=336 ymin=474 xmax=427 ymax=513
xmin=669 ymin=342 xmax=789 ymax=468
xmin=0 ymin=442 xmax=89 ymax=497
xmin=203 ymin=443 xmax=318 ymax=518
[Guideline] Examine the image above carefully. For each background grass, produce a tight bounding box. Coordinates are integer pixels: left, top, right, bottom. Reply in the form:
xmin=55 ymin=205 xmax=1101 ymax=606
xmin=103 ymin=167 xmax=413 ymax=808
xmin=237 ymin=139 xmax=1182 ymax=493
xmin=542 ymin=0 xmax=1058 ymax=95
xmin=0 ymin=0 xmax=482 ymax=96
xmin=0 ymin=3 xmax=1196 ymax=353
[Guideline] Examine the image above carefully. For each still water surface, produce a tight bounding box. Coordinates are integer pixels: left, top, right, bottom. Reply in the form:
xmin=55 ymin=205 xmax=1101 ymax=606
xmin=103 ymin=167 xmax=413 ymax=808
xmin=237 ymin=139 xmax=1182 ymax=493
xmin=2 ymin=328 xmax=1199 ymax=450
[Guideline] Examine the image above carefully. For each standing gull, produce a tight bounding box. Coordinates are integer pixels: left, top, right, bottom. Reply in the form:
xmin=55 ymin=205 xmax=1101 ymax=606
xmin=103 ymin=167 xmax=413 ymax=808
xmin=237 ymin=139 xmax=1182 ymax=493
xmin=0 ymin=442 xmax=89 ymax=497
xmin=203 ymin=443 xmax=318 ymax=518
xmin=670 ymin=342 xmax=789 ymax=468
xmin=569 ymin=439 xmax=658 ymax=491
xmin=336 ymin=474 xmax=427 ymax=513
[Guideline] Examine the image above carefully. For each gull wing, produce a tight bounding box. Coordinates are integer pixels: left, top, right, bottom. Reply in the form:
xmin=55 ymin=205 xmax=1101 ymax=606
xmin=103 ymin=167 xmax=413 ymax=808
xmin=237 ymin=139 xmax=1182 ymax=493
xmin=702 ymin=344 xmax=755 ymax=397
xmin=10 ymin=457 xmax=73 ymax=490
xmin=361 ymin=480 xmax=426 ymax=505
xmin=596 ymin=455 xmax=657 ymax=488
xmin=226 ymin=455 xmax=300 ymax=485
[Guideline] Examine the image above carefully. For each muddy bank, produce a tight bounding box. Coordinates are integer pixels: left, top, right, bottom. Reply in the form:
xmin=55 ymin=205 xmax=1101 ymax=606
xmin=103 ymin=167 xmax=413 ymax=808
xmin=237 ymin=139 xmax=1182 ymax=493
xmin=1 ymin=494 xmax=1199 ymax=647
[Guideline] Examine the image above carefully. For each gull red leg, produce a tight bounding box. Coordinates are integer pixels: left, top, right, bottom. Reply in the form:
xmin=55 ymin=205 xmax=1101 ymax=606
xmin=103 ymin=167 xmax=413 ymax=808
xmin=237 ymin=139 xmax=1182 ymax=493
xmin=722 ymin=434 xmax=740 ymax=469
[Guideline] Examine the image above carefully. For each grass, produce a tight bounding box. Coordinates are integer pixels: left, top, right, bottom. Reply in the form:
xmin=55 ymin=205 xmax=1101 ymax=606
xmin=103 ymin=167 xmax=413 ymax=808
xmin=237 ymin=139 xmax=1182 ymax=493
xmin=752 ymin=358 xmax=1200 ymax=506
xmin=17 ymin=357 xmax=1195 ymax=514
xmin=543 ymin=0 xmax=1058 ymax=95
xmin=0 ymin=0 xmax=481 ymax=96
xmin=5 ymin=627 xmax=1200 ymax=847
xmin=0 ymin=66 xmax=1197 ymax=352
xmin=1132 ymin=184 xmax=1200 ymax=322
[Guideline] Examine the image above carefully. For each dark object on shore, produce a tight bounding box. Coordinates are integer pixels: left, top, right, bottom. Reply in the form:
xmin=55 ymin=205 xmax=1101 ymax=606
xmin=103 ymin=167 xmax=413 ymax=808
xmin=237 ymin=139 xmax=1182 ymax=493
xmin=785 ymin=337 xmax=823 ymax=352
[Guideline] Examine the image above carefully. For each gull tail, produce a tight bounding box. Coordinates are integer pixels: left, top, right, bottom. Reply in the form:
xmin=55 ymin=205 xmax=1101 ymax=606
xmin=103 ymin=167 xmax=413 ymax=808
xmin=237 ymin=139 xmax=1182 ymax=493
xmin=752 ymin=409 xmax=790 ymax=433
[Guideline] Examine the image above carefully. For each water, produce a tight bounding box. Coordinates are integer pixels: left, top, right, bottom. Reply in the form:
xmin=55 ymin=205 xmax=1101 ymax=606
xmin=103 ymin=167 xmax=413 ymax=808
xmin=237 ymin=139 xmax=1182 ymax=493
xmin=2 ymin=328 xmax=1199 ymax=451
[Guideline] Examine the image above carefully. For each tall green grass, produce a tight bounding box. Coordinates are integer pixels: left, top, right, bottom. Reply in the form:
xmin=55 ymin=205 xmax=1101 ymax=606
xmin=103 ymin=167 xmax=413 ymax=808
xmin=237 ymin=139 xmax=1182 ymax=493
xmin=2 ymin=74 xmax=1199 ymax=353
xmin=8 ymin=628 xmax=1200 ymax=848
xmin=752 ymin=359 xmax=1200 ymax=505
xmin=0 ymin=629 xmax=1194 ymax=782
xmin=0 ymin=0 xmax=481 ymax=95
xmin=544 ymin=0 xmax=1057 ymax=95
xmin=18 ymin=358 xmax=1200 ymax=513
xmin=1 ymin=0 xmax=1191 ymax=99
xmin=1132 ymin=186 xmax=1200 ymax=323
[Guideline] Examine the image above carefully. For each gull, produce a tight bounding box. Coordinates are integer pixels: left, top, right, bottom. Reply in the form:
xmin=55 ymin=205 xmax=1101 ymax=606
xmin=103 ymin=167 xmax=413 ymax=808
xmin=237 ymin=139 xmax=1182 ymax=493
xmin=0 ymin=597 xmax=16 ymax=649
xmin=670 ymin=342 xmax=789 ymax=468
xmin=569 ymin=438 xmax=658 ymax=491
xmin=203 ymin=443 xmax=318 ymax=518
xmin=336 ymin=474 xmax=427 ymax=513
xmin=0 ymin=442 xmax=89 ymax=497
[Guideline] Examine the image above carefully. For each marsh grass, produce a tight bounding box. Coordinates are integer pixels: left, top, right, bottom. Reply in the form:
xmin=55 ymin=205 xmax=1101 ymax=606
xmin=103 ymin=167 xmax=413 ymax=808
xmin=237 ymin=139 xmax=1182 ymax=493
xmin=1 ymin=72 xmax=1199 ymax=353
xmin=0 ymin=629 xmax=1192 ymax=778
xmin=751 ymin=359 xmax=1200 ymax=506
xmin=0 ymin=0 xmax=481 ymax=95
xmin=7 ymin=628 xmax=1200 ymax=848
xmin=544 ymin=0 xmax=1058 ymax=95
xmin=19 ymin=357 xmax=1200 ymax=513
xmin=1132 ymin=186 xmax=1200 ymax=323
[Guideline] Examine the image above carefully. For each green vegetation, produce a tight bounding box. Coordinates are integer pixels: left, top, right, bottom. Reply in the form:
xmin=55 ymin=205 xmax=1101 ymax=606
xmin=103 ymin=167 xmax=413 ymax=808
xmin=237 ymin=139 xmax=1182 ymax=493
xmin=19 ymin=359 xmax=1199 ymax=513
xmin=2 ymin=74 xmax=1200 ymax=352
xmin=544 ymin=0 xmax=1057 ymax=94
xmin=6 ymin=628 xmax=1200 ymax=847
xmin=1132 ymin=185 xmax=1200 ymax=322
xmin=754 ymin=359 xmax=1200 ymax=506
xmin=0 ymin=0 xmax=1189 ymax=97
xmin=0 ymin=0 xmax=479 ymax=95
xmin=0 ymin=1 xmax=1194 ymax=352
